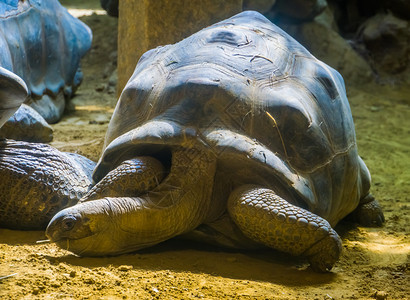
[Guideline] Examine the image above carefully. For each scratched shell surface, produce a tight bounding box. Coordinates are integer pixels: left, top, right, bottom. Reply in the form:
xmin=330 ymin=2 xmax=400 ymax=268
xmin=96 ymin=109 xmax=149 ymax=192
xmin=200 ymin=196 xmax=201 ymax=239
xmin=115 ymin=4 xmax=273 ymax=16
xmin=0 ymin=0 xmax=91 ymax=115
xmin=0 ymin=66 xmax=27 ymax=128
xmin=95 ymin=11 xmax=366 ymax=226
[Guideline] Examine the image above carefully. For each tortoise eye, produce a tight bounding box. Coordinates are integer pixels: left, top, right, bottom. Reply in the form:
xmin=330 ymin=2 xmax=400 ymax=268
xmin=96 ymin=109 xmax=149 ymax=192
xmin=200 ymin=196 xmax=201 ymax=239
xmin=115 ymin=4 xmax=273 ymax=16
xmin=62 ymin=216 xmax=77 ymax=231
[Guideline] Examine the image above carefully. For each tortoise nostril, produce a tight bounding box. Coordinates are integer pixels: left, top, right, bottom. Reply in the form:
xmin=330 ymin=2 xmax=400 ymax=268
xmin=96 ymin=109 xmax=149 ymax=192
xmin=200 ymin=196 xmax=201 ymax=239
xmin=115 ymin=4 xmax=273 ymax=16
xmin=62 ymin=216 xmax=77 ymax=231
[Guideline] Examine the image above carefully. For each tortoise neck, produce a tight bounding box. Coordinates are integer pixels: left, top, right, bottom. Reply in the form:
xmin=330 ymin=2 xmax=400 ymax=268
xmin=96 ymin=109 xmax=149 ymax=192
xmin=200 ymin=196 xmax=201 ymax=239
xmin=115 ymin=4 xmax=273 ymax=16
xmin=91 ymin=147 xmax=217 ymax=255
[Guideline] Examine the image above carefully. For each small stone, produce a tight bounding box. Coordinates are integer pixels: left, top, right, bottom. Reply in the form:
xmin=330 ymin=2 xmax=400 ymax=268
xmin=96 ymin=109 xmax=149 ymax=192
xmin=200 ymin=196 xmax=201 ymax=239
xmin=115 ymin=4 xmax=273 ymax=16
xmin=95 ymin=84 xmax=106 ymax=92
xmin=108 ymin=71 xmax=118 ymax=87
xmin=32 ymin=287 xmax=40 ymax=295
xmin=50 ymin=280 xmax=61 ymax=288
xmin=370 ymin=106 xmax=381 ymax=112
xmin=107 ymin=86 xmax=116 ymax=94
xmin=69 ymin=270 xmax=76 ymax=277
xmin=118 ymin=265 xmax=133 ymax=272
xmin=83 ymin=277 xmax=95 ymax=284
xmin=374 ymin=290 xmax=388 ymax=300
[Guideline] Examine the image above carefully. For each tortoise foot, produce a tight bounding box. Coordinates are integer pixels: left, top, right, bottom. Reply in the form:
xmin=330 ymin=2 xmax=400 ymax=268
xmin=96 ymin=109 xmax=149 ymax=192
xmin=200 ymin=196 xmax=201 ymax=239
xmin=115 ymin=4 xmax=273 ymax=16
xmin=304 ymin=231 xmax=342 ymax=272
xmin=353 ymin=195 xmax=385 ymax=227
xmin=228 ymin=185 xmax=342 ymax=272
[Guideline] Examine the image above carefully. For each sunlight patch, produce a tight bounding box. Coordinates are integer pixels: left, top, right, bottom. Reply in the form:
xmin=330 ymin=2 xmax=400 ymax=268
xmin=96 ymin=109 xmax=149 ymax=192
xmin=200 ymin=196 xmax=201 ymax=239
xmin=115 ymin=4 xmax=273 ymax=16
xmin=68 ymin=9 xmax=107 ymax=18
xmin=346 ymin=230 xmax=409 ymax=265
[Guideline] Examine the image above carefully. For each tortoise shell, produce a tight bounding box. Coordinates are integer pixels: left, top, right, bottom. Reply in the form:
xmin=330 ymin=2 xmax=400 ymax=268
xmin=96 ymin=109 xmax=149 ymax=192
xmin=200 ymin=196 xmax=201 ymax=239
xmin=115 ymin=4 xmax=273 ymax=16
xmin=94 ymin=11 xmax=370 ymax=226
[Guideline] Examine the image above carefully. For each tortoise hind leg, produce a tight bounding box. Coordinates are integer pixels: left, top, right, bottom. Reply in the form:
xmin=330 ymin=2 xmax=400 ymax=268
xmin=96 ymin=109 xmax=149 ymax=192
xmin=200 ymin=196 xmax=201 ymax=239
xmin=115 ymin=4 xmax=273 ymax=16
xmin=350 ymin=157 xmax=385 ymax=227
xmin=350 ymin=194 xmax=385 ymax=227
xmin=227 ymin=184 xmax=342 ymax=272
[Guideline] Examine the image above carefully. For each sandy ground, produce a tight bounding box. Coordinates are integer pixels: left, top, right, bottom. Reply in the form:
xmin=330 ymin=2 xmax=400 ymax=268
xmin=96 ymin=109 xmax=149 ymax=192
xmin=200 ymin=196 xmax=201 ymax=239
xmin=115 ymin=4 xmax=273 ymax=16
xmin=0 ymin=2 xmax=409 ymax=299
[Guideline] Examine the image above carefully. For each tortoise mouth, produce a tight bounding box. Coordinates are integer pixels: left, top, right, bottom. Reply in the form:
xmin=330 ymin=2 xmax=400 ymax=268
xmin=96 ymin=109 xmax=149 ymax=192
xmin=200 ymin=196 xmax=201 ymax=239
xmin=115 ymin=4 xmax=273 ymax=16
xmin=52 ymin=234 xmax=100 ymax=256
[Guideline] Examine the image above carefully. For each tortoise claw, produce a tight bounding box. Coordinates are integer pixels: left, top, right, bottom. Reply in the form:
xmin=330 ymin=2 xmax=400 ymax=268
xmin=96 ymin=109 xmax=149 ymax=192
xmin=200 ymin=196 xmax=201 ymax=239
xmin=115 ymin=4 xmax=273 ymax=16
xmin=306 ymin=232 xmax=342 ymax=272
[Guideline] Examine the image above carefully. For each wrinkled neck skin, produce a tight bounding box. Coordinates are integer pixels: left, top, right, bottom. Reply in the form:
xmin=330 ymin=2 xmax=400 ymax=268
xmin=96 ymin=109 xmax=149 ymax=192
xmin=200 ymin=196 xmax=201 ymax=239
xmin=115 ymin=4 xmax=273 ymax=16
xmin=46 ymin=147 xmax=217 ymax=256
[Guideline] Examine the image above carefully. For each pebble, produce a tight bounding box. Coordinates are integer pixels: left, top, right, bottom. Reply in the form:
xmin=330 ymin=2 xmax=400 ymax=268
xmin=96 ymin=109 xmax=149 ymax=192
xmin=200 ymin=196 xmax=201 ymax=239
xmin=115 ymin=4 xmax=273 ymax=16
xmin=95 ymin=84 xmax=106 ymax=92
xmin=83 ymin=277 xmax=95 ymax=284
xmin=50 ymin=280 xmax=61 ymax=288
xmin=118 ymin=265 xmax=133 ymax=272
xmin=32 ymin=287 xmax=40 ymax=295
xmin=374 ymin=290 xmax=388 ymax=300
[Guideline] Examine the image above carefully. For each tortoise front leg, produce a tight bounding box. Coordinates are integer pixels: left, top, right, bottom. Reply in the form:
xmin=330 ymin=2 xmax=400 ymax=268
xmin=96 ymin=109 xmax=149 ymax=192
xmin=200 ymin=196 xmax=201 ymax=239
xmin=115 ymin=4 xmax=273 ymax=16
xmin=82 ymin=157 xmax=165 ymax=201
xmin=227 ymin=185 xmax=342 ymax=272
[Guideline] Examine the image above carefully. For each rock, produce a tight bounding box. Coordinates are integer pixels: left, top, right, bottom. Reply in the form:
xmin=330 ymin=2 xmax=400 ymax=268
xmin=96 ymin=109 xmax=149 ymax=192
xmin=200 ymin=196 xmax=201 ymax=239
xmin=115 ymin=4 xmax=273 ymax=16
xmin=278 ymin=17 xmax=373 ymax=86
xmin=49 ymin=280 xmax=61 ymax=288
xmin=108 ymin=70 xmax=117 ymax=87
xmin=243 ymin=0 xmax=276 ymax=13
xmin=118 ymin=265 xmax=133 ymax=272
xmin=32 ymin=287 xmax=40 ymax=295
xmin=100 ymin=0 xmax=118 ymax=17
xmin=106 ymin=70 xmax=117 ymax=94
xmin=83 ymin=277 xmax=95 ymax=284
xmin=327 ymin=0 xmax=382 ymax=35
xmin=374 ymin=290 xmax=388 ymax=300
xmin=95 ymin=84 xmax=106 ymax=92
xmin=314 ymin=5 xmax=340 ymax=32
xmin=328 ymin=0 xmax=410 ymax=34
xmin=274 ymin=0 xmax=327 ymax=21
xmin=385 ymin=0 xmax=410 ymax=20
xmin=357 ymin=13 xmax=410 ymax=75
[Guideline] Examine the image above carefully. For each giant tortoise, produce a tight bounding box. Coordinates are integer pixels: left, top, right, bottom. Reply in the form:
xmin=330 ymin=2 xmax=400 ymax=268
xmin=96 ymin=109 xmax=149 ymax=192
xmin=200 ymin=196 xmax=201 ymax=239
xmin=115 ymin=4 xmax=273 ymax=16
xmin=2 ymin=11 xmax=384 ymax=272
xmin=0 ymin=0 xmax=92 ymax=142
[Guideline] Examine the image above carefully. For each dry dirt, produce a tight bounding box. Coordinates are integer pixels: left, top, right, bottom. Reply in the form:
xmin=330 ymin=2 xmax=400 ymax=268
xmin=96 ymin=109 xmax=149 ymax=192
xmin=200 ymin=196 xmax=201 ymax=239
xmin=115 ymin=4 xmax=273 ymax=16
xmin=0 ymin=3 xmax=409 ymax=300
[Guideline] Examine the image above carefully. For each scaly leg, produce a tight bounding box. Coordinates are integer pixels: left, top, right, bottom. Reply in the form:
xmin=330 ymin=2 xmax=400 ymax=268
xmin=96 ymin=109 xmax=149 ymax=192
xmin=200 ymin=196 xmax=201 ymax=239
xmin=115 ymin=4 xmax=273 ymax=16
xmin=228 ymin=185 xmax=342 ymax=272
xmin=82 ymin=157 xmax=165 ymax=201
xmin=351 ymin=194 xmax=385 ymax=227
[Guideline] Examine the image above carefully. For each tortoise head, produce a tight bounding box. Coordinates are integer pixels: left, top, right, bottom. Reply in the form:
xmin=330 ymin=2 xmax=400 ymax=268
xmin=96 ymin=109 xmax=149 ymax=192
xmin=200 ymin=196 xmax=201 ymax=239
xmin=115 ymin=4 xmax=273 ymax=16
xmin=46 ymin=197 xmax=157 ymax=256
xmin=46 ymin=200 xmax=114 ymax=256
